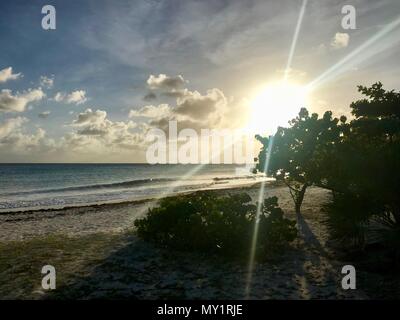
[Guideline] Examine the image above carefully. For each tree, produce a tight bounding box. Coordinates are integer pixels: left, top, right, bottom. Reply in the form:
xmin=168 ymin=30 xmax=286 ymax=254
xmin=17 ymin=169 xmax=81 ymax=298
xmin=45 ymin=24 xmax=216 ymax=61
xmin=254 ymin=108 xmax=344 ymax=215
xmin=324 ymin=83 xmax=400 ymax=253
xmin=329 ymin=83 xmax=400 ymax=221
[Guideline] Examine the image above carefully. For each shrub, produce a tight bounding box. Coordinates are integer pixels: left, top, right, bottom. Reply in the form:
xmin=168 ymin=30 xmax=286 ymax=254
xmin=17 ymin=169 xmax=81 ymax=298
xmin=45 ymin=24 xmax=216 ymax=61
xmin=134 ymin=191 xmax=297 ymax=260
xmin=324 ymin=193 xmax=373 ymax=249
xmin=325 ymin=192 xmax=400 ymax=264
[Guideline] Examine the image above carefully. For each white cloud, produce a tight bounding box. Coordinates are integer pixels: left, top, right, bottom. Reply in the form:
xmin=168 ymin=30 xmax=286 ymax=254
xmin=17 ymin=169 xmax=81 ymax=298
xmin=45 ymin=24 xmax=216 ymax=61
xmin=331 ymin=32 xmax=350 ymax=49
xmin=147 ymin=74 xmax=185 ymax=90
xmin=139 ymin=74 xmax=250 ymax=134
xmin=0 ymin=88 xmax=45 ymax=113
xmin=161 ymin=88 xmax=188 ymax=98
xmin=0 ymin=117 xmax=27 ymax=139
xmin=175 ymin=88 xmax=227 ymax=120
xmin=72 ymin=108 xmax=107 ymax=126
xmin=0 ymin=117 xmax=48 ymax=153
xmin=54 ymin=92 xmax=64 ymax=102
xmin=54 ymin=90 xmax=87 ymax=105
xmin=129 ymin=104 xmax=171 ymax=119
xmin=70 ymin=108 xmax=141 ymax=149
xmin=0 ymin=73 xmax=248 ymax=161
xmin=66 ymin=90 xmax=87 ymax=104
xmin=0 ymin=67 xmax=22 ymax=83
xmin=138 ymin=74 xmax=234 ymax=132
xmin=39 ymin=75 xmax=54 ymax=89
xmin=0 ymin=108 xmax=146 ymax=160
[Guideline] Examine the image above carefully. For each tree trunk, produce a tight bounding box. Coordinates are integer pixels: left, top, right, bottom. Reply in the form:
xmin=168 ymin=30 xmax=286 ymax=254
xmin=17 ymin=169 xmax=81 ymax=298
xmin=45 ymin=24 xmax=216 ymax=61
xmin=295 ymin=184 xmax=308 ymax=215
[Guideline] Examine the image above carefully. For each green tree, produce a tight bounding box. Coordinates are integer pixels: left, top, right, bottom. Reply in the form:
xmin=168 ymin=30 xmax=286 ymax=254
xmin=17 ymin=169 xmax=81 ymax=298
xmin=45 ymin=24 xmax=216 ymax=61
xmin=327 ymin=83 xmax=400 ymax=220
xmin=255 ymin=108 xmax=344 ymax=215
xmin=324 ymin=83 xmax=400 ymax=251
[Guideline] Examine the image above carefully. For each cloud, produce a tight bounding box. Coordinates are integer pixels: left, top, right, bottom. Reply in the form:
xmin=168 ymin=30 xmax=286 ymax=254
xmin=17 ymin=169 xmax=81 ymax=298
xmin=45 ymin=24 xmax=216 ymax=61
xmin=0 ymin=117 xmax=27 ymax=139
xmin=161 ymin=89 xmax=188 ymax=98
xmin=79 ymin=0 xmax=307 ymax=73
xmin=0 ymin=117 xmax=48 ymax=153
xmin=66 ymin=90 xmax=87 ymax=104
xmin=39 ymin=75 xmax=54 ymax=89
xmin=72 ymin=108 xmax=107 ymax=126
xmin=0 ymin=67 xmax=22 ymax=83
xmin=174 ymin=88 xmax=227 ymax=120
xmin=137 ymin=74 xmax=250 ymax=135
xmin=0 ymin=88 xmax=45 ymax=113
xmin=54 ymin=90 xmax=87 ymax=105
xmin=132 ymin=74 xmax=233 ymax=133
xmin=331 ymin=32 xmax=350 ymax=49
xmin=38 ymin=111 xmax=51 ymax=119
xmin=147 ymin=74 xmax=185 ymax=90
xmin=136 ymin=73 xmax=231 ymax=133
xmin=0 ymin=72 xmax=248 ymax=161
xmin=149 ymin=116 xmax=208 ymax=135
xmin=129 ymin=104 xmax=171 ymax=119
xmin=69 ymin=108 xmax=142 ymax=149
xmin=54 ymin=92 xmax=65 ymax=102
xmin=142 ymin=92 xmax=157 ymax=101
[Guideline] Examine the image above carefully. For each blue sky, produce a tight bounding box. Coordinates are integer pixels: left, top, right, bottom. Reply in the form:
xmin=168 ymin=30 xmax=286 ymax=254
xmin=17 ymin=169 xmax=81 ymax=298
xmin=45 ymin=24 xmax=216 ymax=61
xmin=1 ymin=0 xmax=400 ymax=162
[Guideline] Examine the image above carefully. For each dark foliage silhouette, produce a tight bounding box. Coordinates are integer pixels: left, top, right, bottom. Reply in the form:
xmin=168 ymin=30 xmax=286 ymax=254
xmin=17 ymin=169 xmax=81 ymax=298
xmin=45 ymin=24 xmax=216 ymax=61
xmin=324 ymin=83 xmax=400 ymax=258
xmin=255 ymin=82 xmax=400 ymax=263
xmin=254 ymin=108 xmax=345 ymax=214
xmin=134 ymin=192 xmax=297 ymax=260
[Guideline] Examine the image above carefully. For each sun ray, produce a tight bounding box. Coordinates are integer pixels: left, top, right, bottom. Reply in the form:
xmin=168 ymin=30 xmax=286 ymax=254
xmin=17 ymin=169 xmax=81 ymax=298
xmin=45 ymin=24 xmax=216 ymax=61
xmin=284 ymin=0 xmax=309 ymax=81
xmin=149 ymin=133 xmax=257 ymax=203
xmin=245 ymin=0 xmax=308 ymax=298
xmin=307 ymin=15 xmax=400 ymax=90
xmin=245 ymin=134 xmax=274 ymax=298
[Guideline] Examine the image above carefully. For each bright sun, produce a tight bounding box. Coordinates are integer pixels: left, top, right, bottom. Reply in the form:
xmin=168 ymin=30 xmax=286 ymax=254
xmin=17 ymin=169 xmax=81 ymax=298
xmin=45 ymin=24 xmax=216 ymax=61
xmin=249 ymin=81 xmax=309 ymax=135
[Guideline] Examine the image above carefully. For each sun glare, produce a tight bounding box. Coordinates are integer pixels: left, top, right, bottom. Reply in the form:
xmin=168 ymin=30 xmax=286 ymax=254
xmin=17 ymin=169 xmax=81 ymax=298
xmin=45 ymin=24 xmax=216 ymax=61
xmin=249 ymin=81 xmax=309 ymax=135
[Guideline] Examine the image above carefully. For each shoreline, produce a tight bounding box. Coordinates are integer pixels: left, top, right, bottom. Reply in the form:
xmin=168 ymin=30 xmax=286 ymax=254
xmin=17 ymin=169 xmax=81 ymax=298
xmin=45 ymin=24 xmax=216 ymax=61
xmin=0 ymin=181 xmax=286 ymax=242
xmin=0 ymin=179 xmax=271 ymax=215
xmin=0 ymin=183 xmax=373 ymax=300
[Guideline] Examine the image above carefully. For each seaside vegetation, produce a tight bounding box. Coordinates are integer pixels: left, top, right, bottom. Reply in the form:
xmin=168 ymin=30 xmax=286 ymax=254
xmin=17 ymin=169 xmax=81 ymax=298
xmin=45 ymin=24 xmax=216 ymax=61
xmin=255 ymin=83 xmax=400 ymax=265
xmin=135 ymin=82 xmax=399 ymax=266
xmin=254 ymin=107 xmax=344 ymax=215
xmin=134 ymin=192 xmax=297 ymax=260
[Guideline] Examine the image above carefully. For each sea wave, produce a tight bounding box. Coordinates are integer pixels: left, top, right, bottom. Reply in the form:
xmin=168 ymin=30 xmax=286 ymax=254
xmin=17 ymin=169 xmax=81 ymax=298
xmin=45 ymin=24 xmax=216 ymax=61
xmin=1 ymin=177 xmax=175 ymax=197
xmin=2 ymin=174 xmax=265 ymax=198
xmin=213 ymin=175 xmax=260 ymax=181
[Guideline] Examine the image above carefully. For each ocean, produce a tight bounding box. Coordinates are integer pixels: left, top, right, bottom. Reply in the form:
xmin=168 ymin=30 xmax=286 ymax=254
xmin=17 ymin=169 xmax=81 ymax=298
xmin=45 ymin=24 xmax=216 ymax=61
xmin=0 ymin=164 xmax=267 ymax=212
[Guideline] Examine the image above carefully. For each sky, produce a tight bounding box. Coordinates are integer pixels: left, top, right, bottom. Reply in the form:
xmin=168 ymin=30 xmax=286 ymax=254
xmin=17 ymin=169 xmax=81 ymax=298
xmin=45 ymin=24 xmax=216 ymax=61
xmin=0 ymin=0 xmax=400 ymax=163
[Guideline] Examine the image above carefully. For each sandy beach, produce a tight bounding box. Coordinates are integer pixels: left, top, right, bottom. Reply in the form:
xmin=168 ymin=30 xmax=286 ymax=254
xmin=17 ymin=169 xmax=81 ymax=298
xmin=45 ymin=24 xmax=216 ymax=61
xmin=1 ymin=182 xmax=384 ymax=299
xmin=1 ymin=0 xmax=400 ymax=309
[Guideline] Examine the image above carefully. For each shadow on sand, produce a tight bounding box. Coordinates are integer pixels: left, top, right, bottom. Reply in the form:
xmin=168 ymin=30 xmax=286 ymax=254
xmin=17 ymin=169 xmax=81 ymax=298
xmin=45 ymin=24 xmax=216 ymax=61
xmin=45 ymin=212 xmax=363 ymax=300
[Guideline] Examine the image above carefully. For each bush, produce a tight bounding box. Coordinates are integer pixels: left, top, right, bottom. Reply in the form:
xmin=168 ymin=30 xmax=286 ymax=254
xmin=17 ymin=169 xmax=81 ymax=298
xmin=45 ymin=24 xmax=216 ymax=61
xmin=324 ymin=193 xmax=373 ymax=249
xmin=325 ymin=192 xmax=400 ymax=264
xmin=134 ymin=191 xmax=297 ymax=260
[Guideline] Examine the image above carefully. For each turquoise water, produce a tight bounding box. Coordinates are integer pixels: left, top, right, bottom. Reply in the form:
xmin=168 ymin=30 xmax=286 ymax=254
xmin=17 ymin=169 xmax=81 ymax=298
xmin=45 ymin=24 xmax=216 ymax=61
xmin=0 ymin=164 xmax=265 ymax=211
